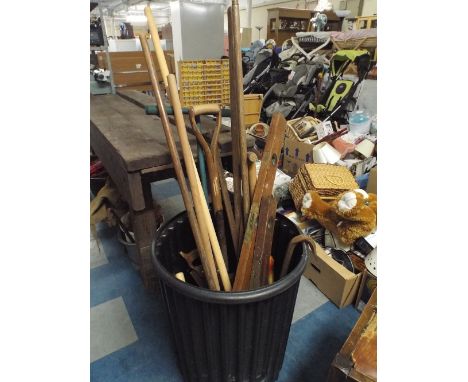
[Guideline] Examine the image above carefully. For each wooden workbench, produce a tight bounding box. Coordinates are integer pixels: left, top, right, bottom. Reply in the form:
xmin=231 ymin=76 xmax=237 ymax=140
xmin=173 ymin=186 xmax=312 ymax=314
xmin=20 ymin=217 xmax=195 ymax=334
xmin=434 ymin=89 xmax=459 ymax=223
xmin=90 ymin=92 xmax=254 ymax=290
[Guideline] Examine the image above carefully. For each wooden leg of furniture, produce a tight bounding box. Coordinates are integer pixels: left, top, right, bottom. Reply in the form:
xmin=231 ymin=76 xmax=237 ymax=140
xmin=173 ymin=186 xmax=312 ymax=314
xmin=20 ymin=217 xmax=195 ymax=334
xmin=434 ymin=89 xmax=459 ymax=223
xmin=130 ymin=173 xmax=163 ymax=291
xmin=131 ymin=207 xmax=159 ymax=291
xmin=328 ymin=354 xmax=354 ymax=382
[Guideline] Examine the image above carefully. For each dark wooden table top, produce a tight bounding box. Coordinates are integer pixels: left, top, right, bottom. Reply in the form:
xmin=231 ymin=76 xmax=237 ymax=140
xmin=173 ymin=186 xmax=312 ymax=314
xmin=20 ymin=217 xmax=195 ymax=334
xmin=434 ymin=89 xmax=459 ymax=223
xmin=117 ymin=90 xmax=254 ymax=152
xmin=90 ymin=94 xmax=198 ymax=172
xmin=91 ymin=92 xmax=254 ymax=173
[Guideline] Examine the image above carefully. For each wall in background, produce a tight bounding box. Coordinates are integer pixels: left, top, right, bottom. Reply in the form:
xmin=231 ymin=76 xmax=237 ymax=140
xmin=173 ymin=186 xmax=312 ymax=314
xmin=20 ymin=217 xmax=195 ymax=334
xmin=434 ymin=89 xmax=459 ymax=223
xmin=361 ymin=0 xmax=377 ymax=16
xmin=224 ymin=0 xmax=376 ymax=43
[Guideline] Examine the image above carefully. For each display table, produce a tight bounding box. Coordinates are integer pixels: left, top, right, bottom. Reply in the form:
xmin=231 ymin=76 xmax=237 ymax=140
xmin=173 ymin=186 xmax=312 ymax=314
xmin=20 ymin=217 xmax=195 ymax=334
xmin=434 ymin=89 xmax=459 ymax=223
xmin=327 ymin=289 xmax=377 ymax=382
xmin=90 ymin=92 xmax=252 ymax=290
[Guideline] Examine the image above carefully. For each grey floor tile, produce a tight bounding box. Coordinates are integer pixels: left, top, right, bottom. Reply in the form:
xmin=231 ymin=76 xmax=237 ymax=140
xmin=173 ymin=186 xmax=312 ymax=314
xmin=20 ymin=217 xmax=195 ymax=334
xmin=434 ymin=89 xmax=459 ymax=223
xmin=90 ymin=297 xmax=138 ymax=363
xmin=91 ymin=238 xmax=108 ymax=269
xmin=292 ymin=276 xmax=328 ymax=323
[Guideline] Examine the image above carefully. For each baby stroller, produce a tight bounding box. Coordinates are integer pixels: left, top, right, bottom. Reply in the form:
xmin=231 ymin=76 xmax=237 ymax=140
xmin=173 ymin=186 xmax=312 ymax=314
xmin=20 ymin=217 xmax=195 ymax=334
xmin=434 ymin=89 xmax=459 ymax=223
xmin=243 ymin=39 xmax=279 ymax=94
xmin=261 ymin=56 xmax=326 ymax=121
xmin=279 ymin=32 xmax=331 ymax=62
xmin=307 ymin=49 xmax=373 ymax=124
xmin=242 ymin=39 xmax=265 ymax=65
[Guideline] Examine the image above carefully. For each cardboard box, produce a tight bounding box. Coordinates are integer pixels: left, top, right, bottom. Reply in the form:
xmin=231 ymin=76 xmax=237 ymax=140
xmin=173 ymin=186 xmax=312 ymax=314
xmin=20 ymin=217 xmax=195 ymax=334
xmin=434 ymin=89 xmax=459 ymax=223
xmin=348 ymin=157 xmax=376 ymax=177
xmin=367 ymin=166 xmax=377 ymax=194
xmin=303 ymin=239 xmax=362 ymax=308
xmin=282 ymin=136 xmax=315 ymax=176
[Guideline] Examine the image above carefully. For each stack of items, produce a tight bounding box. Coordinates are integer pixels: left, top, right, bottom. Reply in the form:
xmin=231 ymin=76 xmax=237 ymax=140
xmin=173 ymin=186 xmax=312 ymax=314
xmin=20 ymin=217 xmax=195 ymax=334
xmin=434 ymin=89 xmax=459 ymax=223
xmin=286 ymin=116 xmax=323 ymax=142
xmin=289 ymin=163 xmax=358 ymax=210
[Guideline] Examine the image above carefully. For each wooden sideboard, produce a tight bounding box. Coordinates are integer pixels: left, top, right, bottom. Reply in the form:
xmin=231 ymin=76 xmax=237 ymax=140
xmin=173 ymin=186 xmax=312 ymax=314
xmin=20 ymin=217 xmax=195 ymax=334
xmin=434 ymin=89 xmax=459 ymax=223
xmin=328 ymin=289 xmax=377 ymax=381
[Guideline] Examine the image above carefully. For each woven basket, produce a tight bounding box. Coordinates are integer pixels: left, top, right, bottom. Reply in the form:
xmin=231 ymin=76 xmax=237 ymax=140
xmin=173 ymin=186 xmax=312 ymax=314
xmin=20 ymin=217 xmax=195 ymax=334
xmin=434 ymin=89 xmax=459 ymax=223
xmin=302 ymin=164 xmax=358 ymax=190
xmin=289 ymin=163 xmax=358 ymax=210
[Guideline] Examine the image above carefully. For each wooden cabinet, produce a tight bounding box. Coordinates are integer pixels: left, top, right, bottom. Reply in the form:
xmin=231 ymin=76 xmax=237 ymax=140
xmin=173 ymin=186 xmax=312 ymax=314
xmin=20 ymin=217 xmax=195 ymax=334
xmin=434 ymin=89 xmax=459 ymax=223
xmin=327 ymin=289 xmax=377 ymax=382
xmin=267 ymin=8 xmax=313 ymax=46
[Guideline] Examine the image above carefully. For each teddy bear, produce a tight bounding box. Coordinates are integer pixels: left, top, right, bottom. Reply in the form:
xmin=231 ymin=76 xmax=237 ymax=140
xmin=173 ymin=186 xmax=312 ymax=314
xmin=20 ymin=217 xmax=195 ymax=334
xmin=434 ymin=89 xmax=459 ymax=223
xmin=301 ymin=189 xmax=377 ymax=245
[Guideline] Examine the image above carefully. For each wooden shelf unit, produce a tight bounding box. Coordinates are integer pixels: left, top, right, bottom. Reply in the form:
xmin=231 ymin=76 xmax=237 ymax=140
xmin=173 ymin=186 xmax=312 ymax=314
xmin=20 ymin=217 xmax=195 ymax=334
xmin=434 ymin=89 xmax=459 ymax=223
xmin=267 ymin=8 xmax=313 ymax=46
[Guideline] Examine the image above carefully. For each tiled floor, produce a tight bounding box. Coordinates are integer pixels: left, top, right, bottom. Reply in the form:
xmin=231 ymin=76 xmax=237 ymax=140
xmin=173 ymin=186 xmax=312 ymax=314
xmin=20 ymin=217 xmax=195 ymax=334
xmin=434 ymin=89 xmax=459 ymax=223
xmin=91 ymin=235 xmax=108 ymax=269
xmin=90 ymin=297 xmax=138 ymax=363
xmin=90 ymin=180 xmax=360 ymax=381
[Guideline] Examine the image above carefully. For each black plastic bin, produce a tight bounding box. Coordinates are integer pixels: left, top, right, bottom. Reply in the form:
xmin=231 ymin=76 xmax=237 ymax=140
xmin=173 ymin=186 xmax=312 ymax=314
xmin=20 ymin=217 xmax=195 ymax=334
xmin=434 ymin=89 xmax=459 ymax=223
xmin=152 ymin=211 xmax=307 ymax=382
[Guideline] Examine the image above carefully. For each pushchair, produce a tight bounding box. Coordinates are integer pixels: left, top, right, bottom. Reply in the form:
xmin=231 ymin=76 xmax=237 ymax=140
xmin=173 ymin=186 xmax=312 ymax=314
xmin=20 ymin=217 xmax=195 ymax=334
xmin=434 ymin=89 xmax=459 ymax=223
xmin=279 ymin=32 xmax=331 ymax=62
xmin=243 ymin=40 xmax=280 ymax=94
xmin=261 ymin=56 xmax=327 ymax=122
xmin=307 ymin=49 xmax=373 ymax=124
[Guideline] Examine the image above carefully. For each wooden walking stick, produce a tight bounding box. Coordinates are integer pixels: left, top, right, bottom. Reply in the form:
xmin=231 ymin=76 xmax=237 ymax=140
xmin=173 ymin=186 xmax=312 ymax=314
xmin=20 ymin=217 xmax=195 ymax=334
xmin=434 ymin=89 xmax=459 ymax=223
xmin=215 ymin=153 xmax=238 ymax=257
xmin=233 ymin=113 xmax=286 ymax=291
xmin=228 ymin=0 xmax=251 ymax=225
xmin=227 ymin=6 xmax=244 ymax=253
xmin=138 ymin=34 xmax=219 ymax=291
xmin=188 ymin=104 xmax=228 ymax=268
xmin=167 ymin=75 xmax=232 ymax=291
xmin=144 ymin=6 xmax=169 ymax=88
xmin=280 ymin=235 xmax=316 ymax=279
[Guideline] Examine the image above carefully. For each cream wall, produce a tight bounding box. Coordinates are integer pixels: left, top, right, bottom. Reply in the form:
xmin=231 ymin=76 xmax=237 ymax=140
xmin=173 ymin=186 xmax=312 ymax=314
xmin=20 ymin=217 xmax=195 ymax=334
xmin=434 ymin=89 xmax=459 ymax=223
xmin=361 ymin=0 xmax=377 ymax=16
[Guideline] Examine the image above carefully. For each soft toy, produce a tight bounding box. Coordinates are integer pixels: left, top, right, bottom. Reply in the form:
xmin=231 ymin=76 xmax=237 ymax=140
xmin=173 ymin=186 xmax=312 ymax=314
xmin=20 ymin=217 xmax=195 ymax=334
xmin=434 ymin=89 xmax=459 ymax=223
xmin=301 ymin=189 xmax=377 ymax=245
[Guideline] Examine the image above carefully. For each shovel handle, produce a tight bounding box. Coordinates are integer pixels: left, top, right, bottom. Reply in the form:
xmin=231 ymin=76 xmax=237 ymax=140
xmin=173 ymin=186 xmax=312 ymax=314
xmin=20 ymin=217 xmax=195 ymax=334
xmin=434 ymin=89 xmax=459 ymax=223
xmin=191 ymin=103 xmax=221 ymax=116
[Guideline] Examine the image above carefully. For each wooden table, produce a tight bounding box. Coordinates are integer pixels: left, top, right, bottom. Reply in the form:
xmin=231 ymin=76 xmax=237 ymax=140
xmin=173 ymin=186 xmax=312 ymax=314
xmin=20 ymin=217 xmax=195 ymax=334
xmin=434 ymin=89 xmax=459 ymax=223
xmin=328 ymin=289 xmax=377 ymax=382
xmin=90 ymin=91 xmax=254 ymax=290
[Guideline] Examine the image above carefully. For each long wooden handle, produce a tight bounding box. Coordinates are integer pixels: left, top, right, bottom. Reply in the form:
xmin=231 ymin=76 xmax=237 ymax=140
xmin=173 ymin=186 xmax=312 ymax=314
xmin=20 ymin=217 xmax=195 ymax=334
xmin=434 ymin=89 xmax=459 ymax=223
xmin=227 ymin=6 xmax=244 ymax=255
xmin=215 ymin=153 xmax=238 ymax=256
xmin=138 ymin=34 xmax=219 ymax=291
xmin=188 ymin=110 xmax=224 ymax=215
xmin=188 ymin=109 xmax=228 ymax=266
xmin=229 ymin=2 xmax=250 ymax=224
xmin=144 ymin=6 xmax=169 ymax=87
xmin=168 ymin=75 xmax=232 ymax=291
xmin=247 ymin=152 xmax=257 ymax=199
xmin=191 ymin=104 xmax=221 ymax=116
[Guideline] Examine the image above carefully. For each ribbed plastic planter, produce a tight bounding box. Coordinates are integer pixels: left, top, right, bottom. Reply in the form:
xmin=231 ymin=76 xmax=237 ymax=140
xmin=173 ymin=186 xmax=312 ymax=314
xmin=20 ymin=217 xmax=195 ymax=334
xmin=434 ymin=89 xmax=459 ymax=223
xmin=152 ymin=211 xmax=307 ymax=382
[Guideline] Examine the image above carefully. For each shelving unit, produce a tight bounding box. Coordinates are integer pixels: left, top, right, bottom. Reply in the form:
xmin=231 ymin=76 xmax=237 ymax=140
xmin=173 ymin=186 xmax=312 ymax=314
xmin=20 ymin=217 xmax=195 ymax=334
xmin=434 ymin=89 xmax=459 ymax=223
xmin=267 ymin=8 xmax=313 ymax=46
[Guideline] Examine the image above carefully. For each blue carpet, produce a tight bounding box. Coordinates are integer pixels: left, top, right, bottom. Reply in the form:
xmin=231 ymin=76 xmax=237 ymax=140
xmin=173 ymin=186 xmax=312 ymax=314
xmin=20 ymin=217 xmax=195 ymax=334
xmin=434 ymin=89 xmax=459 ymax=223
xmin=278 ymin=304 xmax=359 ymax=381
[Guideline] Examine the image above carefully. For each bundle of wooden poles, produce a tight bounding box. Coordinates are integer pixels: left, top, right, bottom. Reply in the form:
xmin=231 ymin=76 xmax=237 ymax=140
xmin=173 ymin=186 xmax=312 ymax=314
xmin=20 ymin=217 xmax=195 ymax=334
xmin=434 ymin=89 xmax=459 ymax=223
xmin=141 ymin=1 xmax=290 ymax=292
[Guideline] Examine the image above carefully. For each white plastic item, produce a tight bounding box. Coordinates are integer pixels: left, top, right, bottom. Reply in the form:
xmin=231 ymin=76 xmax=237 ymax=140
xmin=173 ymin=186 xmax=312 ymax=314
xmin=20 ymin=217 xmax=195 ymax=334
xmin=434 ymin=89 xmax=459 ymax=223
xmin=349 ymin=110 xmax=371 ymax=135
xmin=312 ymin=142 xmax=341 ymax=164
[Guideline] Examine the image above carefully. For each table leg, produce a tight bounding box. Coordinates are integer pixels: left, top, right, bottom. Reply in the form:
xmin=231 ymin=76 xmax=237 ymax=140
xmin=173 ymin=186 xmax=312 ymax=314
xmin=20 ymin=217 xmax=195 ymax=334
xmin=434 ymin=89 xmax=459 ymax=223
xmin=126 ymin=172 xmax=163 ymax=292
xmin=131 ymin=207 xmax=159 ymax=291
